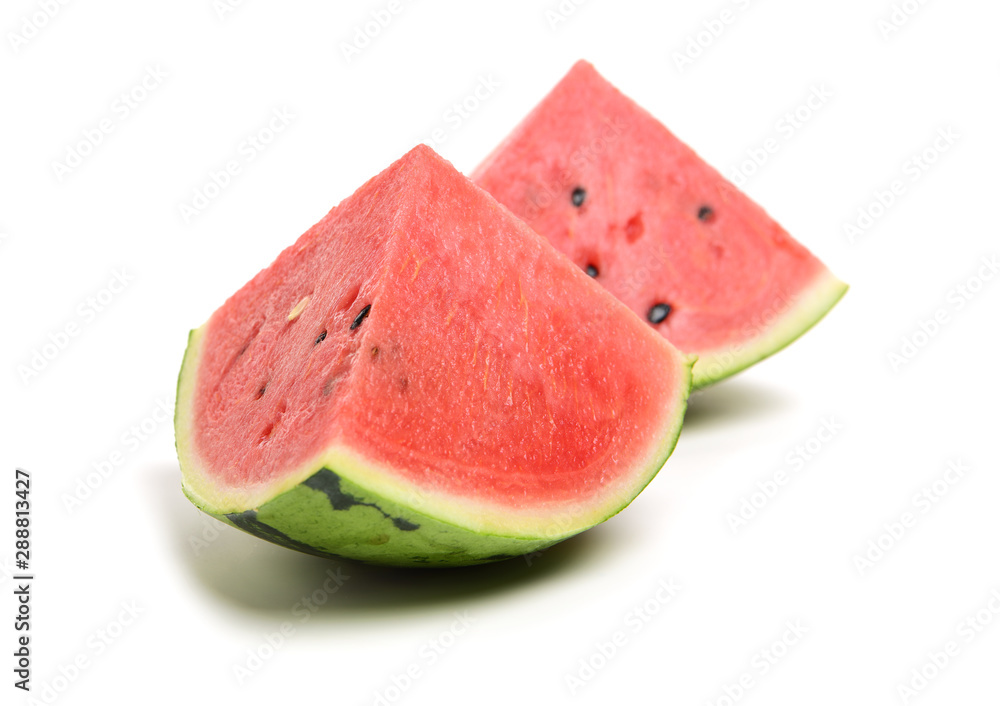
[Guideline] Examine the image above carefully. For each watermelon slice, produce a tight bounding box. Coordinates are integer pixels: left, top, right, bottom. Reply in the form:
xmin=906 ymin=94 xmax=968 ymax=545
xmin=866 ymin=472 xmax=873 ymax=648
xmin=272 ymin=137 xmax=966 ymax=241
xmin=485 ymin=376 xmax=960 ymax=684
xmin=472 ymin=61 xmax=847 ymax=388
xmin=175 ymin=145 xmax=692 ymax=567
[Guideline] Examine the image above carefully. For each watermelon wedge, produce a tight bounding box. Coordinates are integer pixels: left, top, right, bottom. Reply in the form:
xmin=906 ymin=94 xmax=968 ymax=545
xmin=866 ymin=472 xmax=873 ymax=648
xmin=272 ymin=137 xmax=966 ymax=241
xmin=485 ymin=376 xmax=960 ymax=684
xmin=472 ymin=61 xmax=847 ymax=388
xmin=175 ymin=145 xmax=692 ymax=567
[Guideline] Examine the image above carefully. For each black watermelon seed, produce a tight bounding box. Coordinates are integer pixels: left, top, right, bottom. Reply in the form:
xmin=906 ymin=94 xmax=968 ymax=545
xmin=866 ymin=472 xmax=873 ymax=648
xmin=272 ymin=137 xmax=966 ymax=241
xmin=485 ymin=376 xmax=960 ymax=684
xmin=257 ymin=383 xmax=267 ymax=399
xmin=648 ymin=303 xmax=672 ymax=324
xmin=585 ymin=264 xmax=599 ymax=278
xmin=697 ymin=205 xmax=714 ymax=222
xmin=314 ymin=330 xmax=327 ymax=345
xmin=571 ymin=187 xmax=586 ymax=207
xmin=350 ymin=304 xmax=371 ymax=330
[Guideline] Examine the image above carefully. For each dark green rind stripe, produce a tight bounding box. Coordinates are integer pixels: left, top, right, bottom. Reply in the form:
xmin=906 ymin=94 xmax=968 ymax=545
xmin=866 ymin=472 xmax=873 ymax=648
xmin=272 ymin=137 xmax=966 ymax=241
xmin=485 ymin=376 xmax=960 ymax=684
xmin=301 ymin=470 xmax=420 ymax=532
xmin=207 ymin=468 xmax=559 ymax=567
xmin=225 ymin=509 xmax=343 ymax=560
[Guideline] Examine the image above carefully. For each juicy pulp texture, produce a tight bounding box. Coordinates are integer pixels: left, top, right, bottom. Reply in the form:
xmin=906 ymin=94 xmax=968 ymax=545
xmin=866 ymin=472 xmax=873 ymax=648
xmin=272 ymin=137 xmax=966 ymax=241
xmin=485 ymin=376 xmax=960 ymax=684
xmin=176 ymin=145 xmax=692 ymax=563
xmin=472 ymin=60 xmax=847 ymax=387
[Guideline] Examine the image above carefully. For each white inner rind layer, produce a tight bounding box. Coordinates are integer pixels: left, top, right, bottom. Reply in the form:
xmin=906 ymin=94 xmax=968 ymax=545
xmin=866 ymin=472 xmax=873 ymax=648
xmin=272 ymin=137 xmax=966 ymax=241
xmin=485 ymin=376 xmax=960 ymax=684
xmin=692 ymin=269 xmax=848 ymax=389
xmin=176 ymin=323 xmax=693 ymax=541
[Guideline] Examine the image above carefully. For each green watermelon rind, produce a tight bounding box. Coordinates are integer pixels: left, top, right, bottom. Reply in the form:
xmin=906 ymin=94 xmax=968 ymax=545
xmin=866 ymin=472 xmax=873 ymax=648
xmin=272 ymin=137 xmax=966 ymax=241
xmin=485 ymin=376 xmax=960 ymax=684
xmin=691 ymin=270 xmax=848 ymax=389
xmin=175 ymin=325 xmax=693 ymax=567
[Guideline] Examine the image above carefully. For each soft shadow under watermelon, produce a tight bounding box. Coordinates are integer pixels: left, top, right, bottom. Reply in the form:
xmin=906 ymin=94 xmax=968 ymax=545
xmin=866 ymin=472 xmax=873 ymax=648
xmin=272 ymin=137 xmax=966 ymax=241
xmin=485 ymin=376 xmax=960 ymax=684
xmin=682 ymin=378 xmax=793 ymax=430
xmin=148 ymin=464 xmax=619 ymax=616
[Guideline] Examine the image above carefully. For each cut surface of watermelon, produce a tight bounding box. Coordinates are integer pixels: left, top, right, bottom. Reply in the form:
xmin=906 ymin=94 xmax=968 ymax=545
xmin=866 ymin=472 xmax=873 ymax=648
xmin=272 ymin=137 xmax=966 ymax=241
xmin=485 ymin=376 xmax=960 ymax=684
xmin=176 ymin=145 xmax=692 ymax=566
xmin=472 ymin=60 xmax=847 ymax=388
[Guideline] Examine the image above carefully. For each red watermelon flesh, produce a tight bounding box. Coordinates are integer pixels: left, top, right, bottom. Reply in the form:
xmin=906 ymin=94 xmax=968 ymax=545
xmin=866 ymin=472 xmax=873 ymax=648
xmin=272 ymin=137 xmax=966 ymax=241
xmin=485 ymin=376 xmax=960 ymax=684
xmin=472 ymin=61 xmax=847 ymax=387
xmin=176 ymin=145 xmax=692 ymax=565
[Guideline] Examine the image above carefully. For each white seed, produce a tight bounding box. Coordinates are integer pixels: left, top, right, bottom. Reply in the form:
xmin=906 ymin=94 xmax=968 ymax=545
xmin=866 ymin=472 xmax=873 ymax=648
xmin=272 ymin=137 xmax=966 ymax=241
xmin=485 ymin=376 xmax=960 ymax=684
xmin=288 ymin=295 xmax=310 ymax=322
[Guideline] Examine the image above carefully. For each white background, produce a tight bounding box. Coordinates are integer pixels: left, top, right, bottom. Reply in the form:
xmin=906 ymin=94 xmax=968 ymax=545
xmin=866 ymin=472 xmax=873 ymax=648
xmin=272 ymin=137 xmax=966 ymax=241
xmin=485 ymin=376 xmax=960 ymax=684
xmin=2 ymin=1 xmax=999 ymax=704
